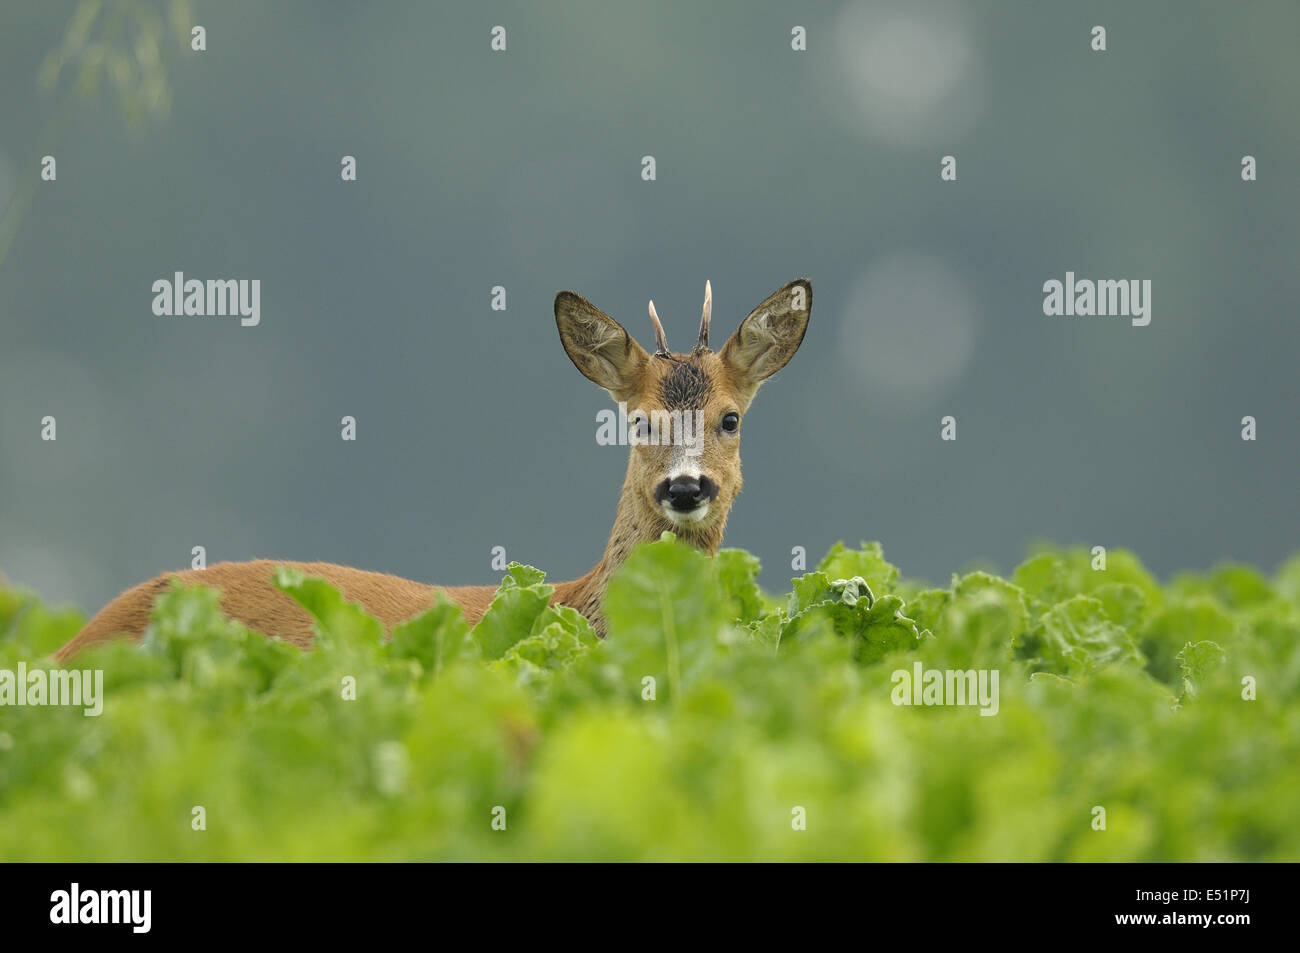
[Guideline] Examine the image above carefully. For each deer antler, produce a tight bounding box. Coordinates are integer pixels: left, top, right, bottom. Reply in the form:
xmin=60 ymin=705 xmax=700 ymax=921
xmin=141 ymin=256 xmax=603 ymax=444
xmin=647 ymin=300 xmax=670 ymax=355
xmin=694 ymin=279 xmax=712 ymax=353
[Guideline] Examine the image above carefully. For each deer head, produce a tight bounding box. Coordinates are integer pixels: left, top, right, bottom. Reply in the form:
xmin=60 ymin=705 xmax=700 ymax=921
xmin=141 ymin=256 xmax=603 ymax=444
xmin=555 ymin=279 xmax=812 ymax=554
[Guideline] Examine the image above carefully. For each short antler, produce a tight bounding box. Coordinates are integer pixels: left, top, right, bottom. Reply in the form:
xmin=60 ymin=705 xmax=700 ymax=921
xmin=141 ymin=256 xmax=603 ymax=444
xmin=647 ymin=300 xmax=670 ymax=355
xmin=694 ymin=279 xmax=712 ymax=353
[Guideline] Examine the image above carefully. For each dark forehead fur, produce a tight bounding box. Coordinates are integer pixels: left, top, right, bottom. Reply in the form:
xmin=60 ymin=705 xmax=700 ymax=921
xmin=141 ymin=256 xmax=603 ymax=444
xmin=655 ymin=356 xmax=714 ymax=409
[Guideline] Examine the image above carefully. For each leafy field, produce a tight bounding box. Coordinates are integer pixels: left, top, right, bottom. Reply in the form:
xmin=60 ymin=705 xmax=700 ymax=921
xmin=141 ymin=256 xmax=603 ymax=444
xmin=2 ymin=539 xmax=1298 ymax=861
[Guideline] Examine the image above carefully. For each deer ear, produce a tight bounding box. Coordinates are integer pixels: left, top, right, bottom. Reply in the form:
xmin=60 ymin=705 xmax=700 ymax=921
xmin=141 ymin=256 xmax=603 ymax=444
xmin=555 ymin=292 xmax=650 ymax=402
xmin=719 ymin=279 xmax=812 ymax=392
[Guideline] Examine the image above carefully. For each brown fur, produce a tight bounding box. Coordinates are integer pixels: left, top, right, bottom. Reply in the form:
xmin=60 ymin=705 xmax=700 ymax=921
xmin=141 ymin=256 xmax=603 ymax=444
xmin=55 ymin=279 xmax=811 ymax=662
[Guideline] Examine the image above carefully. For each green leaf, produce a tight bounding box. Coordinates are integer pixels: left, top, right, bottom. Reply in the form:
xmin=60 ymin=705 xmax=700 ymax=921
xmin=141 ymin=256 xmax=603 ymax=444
xmin=602 ymin=537 xmax=727 ymax=703
xmin=1139 ymin=601 xmax=1235 ymax=687
xmin=830 ymin=575 xmax=875 ymax=607
xmin=273 ymin=566 xmax=384 ymax=650
xmin=529 ymin=603 xmax=598 ymax=642
xmin=715 ymin=548 xmax=764 ymax=622
xmin=1091 ymin=582 xmax=1149 ymax=632
xmin=745 ymin=613 xmax=785 ymax=652
xmin=1275 ymin=553 xmax=1300 ymax=606
xmin=493 ymin=614 xmax=598 ymax=689
xmin=1013 ymin=547 xmax=1161 ymax=616
xmin=921 ymin=572 xmax=1028 ymax=669
xmin=471 ymin=564 xmax=555 ymax=661
xmin=3 ymin=596 xmax=83 ymax=658
xmin=1176 ymin=640 xmax=1227 ymax=700
xmin=389 ymin=591 xmax=475 ymax=677
xmin=1168 ymin=565 xmax=1275 ymax=610
xmin=782 ymin=572 xmax=922 ymax=664
xmin=1011 ymin=553 xmax=1071 ymax=607
xmin=140 ymin=581 xmax=297 ymax=693
xmin=1026 ymin=595 xmax=1143 ymax=677
xmin=789 ymin=571 xmax=836 ymax=615
xmin=817 ymin=541 xmax=900 ymax=596
xmin=499 ymin=563 xmax=548 ymax=590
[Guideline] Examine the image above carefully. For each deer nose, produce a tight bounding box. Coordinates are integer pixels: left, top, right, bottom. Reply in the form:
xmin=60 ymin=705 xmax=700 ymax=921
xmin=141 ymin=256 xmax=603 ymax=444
xmin=655 ymin=475 xmax=718 ymax=511
xmin=669 ymin=479 xmax=704 ymax=510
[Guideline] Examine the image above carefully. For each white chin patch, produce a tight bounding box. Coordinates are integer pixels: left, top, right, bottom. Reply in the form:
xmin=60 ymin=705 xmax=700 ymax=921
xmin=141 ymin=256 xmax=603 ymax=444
xmin=663 ymin=502 xmax=710 ymax=525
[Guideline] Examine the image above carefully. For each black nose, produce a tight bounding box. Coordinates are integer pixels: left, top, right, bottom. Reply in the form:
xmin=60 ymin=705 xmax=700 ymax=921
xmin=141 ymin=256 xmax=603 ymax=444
xmin=655 ymin=475 xmax=719 ymax=511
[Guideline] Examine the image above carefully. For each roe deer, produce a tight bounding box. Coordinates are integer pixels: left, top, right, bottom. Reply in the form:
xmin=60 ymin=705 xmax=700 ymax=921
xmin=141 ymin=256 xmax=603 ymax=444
xmin=54 ymin=278 xmax=812 ymax=661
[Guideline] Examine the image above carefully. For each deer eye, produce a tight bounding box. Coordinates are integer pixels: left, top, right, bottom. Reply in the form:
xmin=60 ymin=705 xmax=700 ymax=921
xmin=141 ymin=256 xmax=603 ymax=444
xmin=721 ymin=412 xmax=740 ymax=433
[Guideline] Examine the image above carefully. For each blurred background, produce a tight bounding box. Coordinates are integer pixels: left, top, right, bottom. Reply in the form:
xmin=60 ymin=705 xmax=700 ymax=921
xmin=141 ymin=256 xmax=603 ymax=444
xmin=1 ymin=0 xmax=1297 ymax=613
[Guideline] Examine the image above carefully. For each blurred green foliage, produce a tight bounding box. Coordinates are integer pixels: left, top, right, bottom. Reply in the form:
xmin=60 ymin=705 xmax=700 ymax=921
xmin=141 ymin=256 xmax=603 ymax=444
xmin=2 ymin=538 xmax=1298 ymax=861
xmin=37 ymin=0 xmax=193 ymax=124
xmin=1 ymin=0 xmax=192 ymax=268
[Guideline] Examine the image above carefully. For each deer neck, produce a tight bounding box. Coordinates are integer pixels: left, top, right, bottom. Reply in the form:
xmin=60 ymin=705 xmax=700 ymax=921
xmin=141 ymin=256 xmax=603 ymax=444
xmin=554 ymin=466 xmax=724 ymax=633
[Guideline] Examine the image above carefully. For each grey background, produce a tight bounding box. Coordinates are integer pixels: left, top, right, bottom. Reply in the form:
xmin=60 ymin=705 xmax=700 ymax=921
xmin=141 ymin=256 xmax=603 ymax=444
xmin=2 ymin=0 xmax=1297 ymax=613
